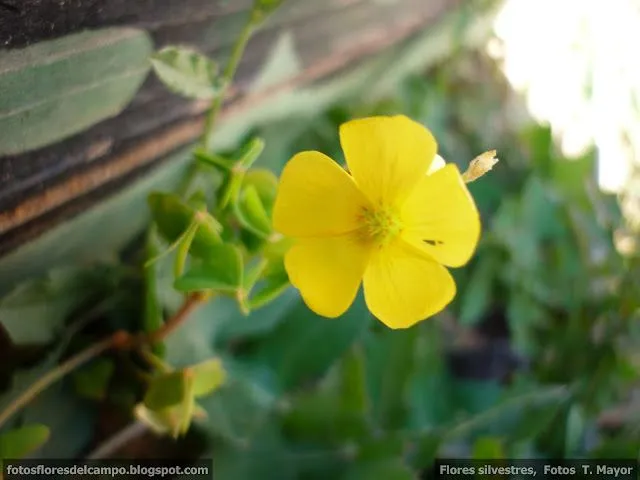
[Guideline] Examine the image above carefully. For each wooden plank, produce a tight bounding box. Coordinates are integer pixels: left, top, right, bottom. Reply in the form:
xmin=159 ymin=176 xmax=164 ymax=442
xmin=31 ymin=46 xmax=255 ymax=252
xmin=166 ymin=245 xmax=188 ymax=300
xmin=0 ymin=0 xmax=463 ymax=256
xmin=0 ymin=2 xmax=501 ymax=293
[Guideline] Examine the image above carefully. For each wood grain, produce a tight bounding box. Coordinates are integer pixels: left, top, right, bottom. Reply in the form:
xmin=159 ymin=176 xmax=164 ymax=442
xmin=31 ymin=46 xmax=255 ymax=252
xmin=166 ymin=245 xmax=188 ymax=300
xmin=0 ymin=0 xmax=460 ymax=255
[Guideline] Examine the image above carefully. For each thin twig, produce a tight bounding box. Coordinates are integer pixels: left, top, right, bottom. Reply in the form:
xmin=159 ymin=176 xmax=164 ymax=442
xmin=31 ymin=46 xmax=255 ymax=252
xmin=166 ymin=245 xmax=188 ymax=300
xmin=85 ymin=422 xmax=148 ymax=460
xmin=0 ymin=334 xmax=121 ymax=429
xmin=0 ymin=293 xmax=207 ymax=430
xmin=148 ymin=293 xmax=206 ymax=343
xmin=0 ymin=0 xmax=267 ymax=450
xmin=200 ymin=10 xmax=257 ymax=150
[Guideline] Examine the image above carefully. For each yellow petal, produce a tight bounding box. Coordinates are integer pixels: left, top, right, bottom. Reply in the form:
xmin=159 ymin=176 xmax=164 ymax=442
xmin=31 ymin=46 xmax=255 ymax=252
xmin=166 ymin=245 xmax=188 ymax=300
xmin=285 ymin=235 xmax=371 ymax=318
xmin=273 ymin=151 xmax=370 ymax=237
xmin=401 ymin=164 xmax=481 ymax=267
xmin=363 ymin=239 xmax=455 ymax=328
xmin=339 ymin=115 xmax=437 ymax=206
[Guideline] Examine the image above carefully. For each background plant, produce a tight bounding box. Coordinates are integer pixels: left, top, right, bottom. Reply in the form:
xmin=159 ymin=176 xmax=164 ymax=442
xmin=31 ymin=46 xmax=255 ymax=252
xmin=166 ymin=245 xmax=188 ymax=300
xmin=1 ymin=2 xmax=639 ymax=479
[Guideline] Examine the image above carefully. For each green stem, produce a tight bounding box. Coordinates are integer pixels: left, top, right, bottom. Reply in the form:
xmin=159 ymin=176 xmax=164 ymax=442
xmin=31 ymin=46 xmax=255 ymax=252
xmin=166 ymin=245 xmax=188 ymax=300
xmin=200 ymin=11 xmax=257 ymax=151
xmin=0 ymin=334 xmax=119 ymax=430
xmin=173 ymin=221 xmax=199 ymax=279
xmin=143 ymin=226 xmax=163 ymax=336
xmin=0 ymin=290 xmax=208 ymax=431
xmin=0 ymin=0 xmax=269 ymax=441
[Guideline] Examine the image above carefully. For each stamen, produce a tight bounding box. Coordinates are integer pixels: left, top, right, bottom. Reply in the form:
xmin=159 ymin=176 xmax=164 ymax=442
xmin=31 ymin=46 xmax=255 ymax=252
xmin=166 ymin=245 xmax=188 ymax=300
xmin=359 ymin=206 xmax=402 ymax=245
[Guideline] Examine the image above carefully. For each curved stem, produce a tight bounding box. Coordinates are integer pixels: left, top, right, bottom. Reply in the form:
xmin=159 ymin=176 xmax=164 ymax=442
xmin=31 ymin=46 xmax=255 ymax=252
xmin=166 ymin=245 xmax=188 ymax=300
xmin=0 ymin=334 xmax=118 ymax=430
xmin=0 ymin=292 xmax=208 ymax=431
xmin=0 ymin=0 xmax=265 ymax=445
xmin=86 ymin=421 xmax=148 ymax=459
xmin=148 ymin=293 xmax=207 ymax=343
xmin=200 ymin=12 xmax=256 ymax=150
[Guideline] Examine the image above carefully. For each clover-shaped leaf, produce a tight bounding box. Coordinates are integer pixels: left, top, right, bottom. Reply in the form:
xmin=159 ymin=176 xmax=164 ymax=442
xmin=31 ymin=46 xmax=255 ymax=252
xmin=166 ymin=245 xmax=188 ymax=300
xmin=0 ymin=424 xmax=50 ymax=459
xmin=151 ymin=47 xmax=226 ymax=99
xmin=174 ymin=244 xmax=243 ymax=293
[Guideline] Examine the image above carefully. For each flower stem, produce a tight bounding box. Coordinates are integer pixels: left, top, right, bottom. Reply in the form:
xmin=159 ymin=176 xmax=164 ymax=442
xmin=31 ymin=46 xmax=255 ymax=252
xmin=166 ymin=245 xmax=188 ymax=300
xmin=0 ymin=334 xmax=118 ymax=429
xmin=0 ymin=293 xmax=208 ymax=431
xmin=148 ymin=292 xmax=207 ymax=343
xmin=0 ymin=0 xmax=269 ymax=443
xmin=86 ymin=421 xmax=148 ymax=459
xmin=200 ymin=10 xmax=257 ymax=151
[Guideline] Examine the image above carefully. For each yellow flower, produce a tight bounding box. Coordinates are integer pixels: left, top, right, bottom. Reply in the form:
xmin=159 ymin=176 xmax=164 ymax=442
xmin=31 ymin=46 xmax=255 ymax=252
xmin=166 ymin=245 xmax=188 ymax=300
xmin=272 ymin=115 xmax=481 ymax=329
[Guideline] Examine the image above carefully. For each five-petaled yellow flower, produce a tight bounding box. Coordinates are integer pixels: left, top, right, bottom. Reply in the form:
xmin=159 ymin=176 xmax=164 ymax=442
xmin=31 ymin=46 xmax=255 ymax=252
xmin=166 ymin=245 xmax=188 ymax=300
xmin=273 ymin=115 xmax=481 ymax=329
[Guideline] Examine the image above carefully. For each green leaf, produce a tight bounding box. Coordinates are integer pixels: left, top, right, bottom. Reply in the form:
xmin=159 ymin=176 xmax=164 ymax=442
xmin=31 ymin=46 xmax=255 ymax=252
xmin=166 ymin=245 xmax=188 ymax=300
xmin=458 ymin=254 xmax=499 ymax=326
xmin=243 ymin=169 xmax=278 ymax=209
xmin=235 ymin=185 xmax=272 ymax=237
xmin=247 ymin=278 xmax=289 ymax=310
xmin=564 ymin=404 xmax=585 ymax=456
xmin=342 ymin=458 xmax=416 ymax=480
xmin=282 ymin=363 xmax=370 ymax=444
xmin=282 ymin=391 xmax=361 ymax=444
xmin=0 ymin=28 xmax=152 ymax=154
xmin=195 ymin=150 xmax=234 ymax=171
xmin=162 ymin=297 xmax=230 ymax=367
xmin=247 ymin=257 xmax=290 ymax=310
xmin=242 ymin=259 xmax=269 ymax=292
xmin=407 ymin=323 xmax=453 ymax=430
xmin=177 ymin=371 xmax=196 ymax=436
xmin=521 ymin=124 xmax=554 ymax=176
xmin=144 ymin=227 xmax=165 ymax=355
xmin=191 ymin=358 xmax=227 ymax=397
xmin=72 ymin=358 xmax=114 ymax=400
xmin=281 ymin=349 xmax=371 ymax=444
xmin=509 ymin=401 xmax=563 ymax=442
xmin=340 ymin=345 xmax=369 ymax=417
xmin=187 ymin=190 xmax=209 ymax=211
xmin=144 ymin=371 xmax=189 ymax=410
xmin=233 ymin=137 xmax=266 ymax=170
xmin=253 ymin=0 xmax=286 ymax=19
xmin=134 ymin=403 xmax=175 ymax=435
xmin=20 ymin=380 xmax=94 ymax=457
xmin=590 ymin=438 xmax=640 ymax=459
xmin=218 ymin=170 xmax=246 ymax=211
xmin=174 ymin=244 xmax=243 ymax=293
xmin=0 ymin=424 xmax=50 ymax=459
xmin=452 ymin=379 xmax=503 ymax=416
xmin=212 ymin=423 xmax=297 ymax=480
xmin=493 ymin=197 xmax=540 ymax=270
xmin=409 ymin=430 xmax=441 ymax=471
xmin=151 ymin=47 xmax=225 ymax=99
xmin=214 ymin=289 xmax=297 ymax=344
xmin=357 ymin=433 xmax=405 ymax=461
xmin=253 ymin=293 xmax=371 ymax=389
xmin=445 ymin=386 xmax=570 ymax=441
xmin=148 ymin=192 xmax=221 ymax=258
xmin=198 ymin=365 xmax=277 ymax=444
xmin=507 ymin=292 xmax=547 ymax=356
xmin=1 ymin=319 xmax=96 ymax=457
xmin=520 ymin=176 xmax=563 ymax=240
xmin=552 ymin=151 xmax=595 ymax=202
xmin=134 ymin=401 xmax=206 ymax=438
xmin=0 ymin=268 xmax=87 ymax=344
xmin=174 ymin=218 xmax=200 ymax=278
xmin=472 ymin=436 xmax=504 ymax=459
xmin=366 ymin=328 xmax=418 ymax=429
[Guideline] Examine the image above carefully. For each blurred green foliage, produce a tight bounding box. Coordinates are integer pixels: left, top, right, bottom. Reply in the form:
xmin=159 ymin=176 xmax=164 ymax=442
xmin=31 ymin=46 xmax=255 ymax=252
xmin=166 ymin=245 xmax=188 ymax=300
xmin=1 ymin=47 xmax=640 ymax=477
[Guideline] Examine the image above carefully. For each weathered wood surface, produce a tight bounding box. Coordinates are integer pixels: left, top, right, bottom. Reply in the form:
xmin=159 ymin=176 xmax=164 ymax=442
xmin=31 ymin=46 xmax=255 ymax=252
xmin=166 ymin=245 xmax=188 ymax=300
xmin=0 ymin=0 xmax=462 ymax=257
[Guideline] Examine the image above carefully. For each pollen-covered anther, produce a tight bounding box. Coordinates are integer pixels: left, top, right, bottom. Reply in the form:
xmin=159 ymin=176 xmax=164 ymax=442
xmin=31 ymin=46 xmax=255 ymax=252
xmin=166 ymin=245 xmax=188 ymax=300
xmin=359 ymin=206 xmax=403 ymax=245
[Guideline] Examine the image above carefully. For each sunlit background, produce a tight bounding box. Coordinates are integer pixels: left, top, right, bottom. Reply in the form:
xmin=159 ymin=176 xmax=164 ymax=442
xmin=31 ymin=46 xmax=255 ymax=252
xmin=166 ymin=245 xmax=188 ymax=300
xmin=491 ymin=0 xmax=640 ymax=221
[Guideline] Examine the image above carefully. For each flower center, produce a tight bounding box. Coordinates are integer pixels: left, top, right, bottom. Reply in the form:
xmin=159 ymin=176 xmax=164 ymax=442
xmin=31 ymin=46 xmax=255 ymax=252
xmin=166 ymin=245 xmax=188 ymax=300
xmin=359 ymin=206 xmax=403 ymax=245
